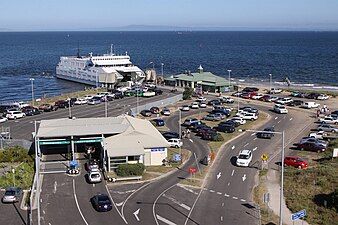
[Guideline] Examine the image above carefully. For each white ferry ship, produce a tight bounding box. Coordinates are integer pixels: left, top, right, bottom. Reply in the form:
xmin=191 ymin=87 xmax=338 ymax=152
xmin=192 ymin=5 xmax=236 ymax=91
xmin=56 ymin=46 xmax=145 ymax=88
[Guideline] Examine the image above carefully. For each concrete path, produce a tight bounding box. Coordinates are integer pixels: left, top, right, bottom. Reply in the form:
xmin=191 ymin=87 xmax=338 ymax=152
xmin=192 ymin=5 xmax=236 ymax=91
xmin=266 ymin=170 xmax=309 ymax=225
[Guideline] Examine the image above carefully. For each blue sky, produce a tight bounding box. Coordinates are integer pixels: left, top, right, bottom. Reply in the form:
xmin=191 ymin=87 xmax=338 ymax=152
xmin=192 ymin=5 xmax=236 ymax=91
xmin=1 ymin=0 xmax=338 ymax=31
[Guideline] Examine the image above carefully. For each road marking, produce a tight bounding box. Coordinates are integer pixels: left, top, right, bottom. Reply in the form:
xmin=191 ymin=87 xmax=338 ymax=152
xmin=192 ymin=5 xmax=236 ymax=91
xmin=154 ymin=184 xmax=176 ymax=225
xmin=275 ymin=117 xmax=278 ymax=120
xmin=240 ymin=199 xmax=246 ymax=202
xmin=253 ymin=147 xmax=258 ymax=151
xmin=243 ymin=143 xmax=249 ymax=147
xmin=156 ymin=214 xmax=177 ymax=225
xmin=72 ymin=180 xmax=89 ymax=225
xmin=290 ymin=118 xmax=293 ymax=121
xmin=231 ymin=170 xmax=235 ymax=176
xmin=43 ymin=210 xmax=45 ymax=214
xmin=251 ymin=132 xmax=256 ymax=136
xmin=189 ymin=139 xmax=193 ymax=143
xmin=209 ymin=190 xmax=215 ymax=193
xmin=163 ymin=194 xmax=191 ymax=211
xmin=222 ymin=203 xmax=224 ymax=207
xmin=227 ymin=182 xmax=230 ymax=186
xmin=177 ymin=184 xmax=199 ymax=195
xmin=116 ymin=201 xmax=124 ymax=207
xmin=253 ymin=137 xmax=257 ymax=141
xmin=224 ymin=193 xmax=230 ymax=197
xmin=232 ymin=196 xmax=238 ymax=200
xmin=272 ymin=125 xmax=275 ymax=127
xmin=93 ymin=183 xmax=95 ymax=187
xmin=217 ymin=192 xmax=222 ymax=195
xmin=216 ymin=172 xmax=222 ymax=180
xmin=221 ymin=216 xmax=223 ymax=221
xmin=133 ymin=208 xmax=140 ymax=221
xmin=231 ymin=145 xmax=235 ymax=150
xmin=105 ymin=185 xmax=128 ymax=224
xmin=277 ymin=120 xmax=281 ymax=124
xmin=53 ymin=181 xmax=57 ymax=194
xmin=242 ymin=174 xmax=247 ymax=182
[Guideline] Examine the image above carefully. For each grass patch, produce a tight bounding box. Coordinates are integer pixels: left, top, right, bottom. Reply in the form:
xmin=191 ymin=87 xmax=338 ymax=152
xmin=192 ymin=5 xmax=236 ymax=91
xmin=283 ymin=140 xmax=338 ymax=225
xmin=0 ymin=162 xmax=34 ymax=189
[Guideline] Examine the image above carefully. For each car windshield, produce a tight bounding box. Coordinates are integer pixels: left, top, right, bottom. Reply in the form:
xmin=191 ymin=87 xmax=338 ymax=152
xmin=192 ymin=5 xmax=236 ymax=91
xmin=238 ymin=154 xmax=250 ymax=159
xmin=5 ymin=190 xmax=16 ymax=196
xmin=91 ymin=173 xmax=100 ymax=178
xmin=98 ymin=195 xmax=110 ymax=204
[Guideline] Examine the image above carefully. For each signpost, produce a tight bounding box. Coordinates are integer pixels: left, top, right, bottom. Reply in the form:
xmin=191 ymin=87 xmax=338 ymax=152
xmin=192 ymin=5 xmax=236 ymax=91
xmin=291 ymin=209 xmax=306 ymax=223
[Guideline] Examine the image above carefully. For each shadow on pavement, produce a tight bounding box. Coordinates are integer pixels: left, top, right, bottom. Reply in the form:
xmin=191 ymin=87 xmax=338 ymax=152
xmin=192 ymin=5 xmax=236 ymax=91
xmin=12 ymin=203 xmax=27 ymax=225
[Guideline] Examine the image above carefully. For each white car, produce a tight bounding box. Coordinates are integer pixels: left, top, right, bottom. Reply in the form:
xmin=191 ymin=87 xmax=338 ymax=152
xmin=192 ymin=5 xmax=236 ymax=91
xmin=317 ymin=94 xmax=329 ymax=100
xmin=236 ymin=150 xmax=252 ymax=167
xmin=180 ymin=105 xmax=190 ymax=111
xmin=190 ymin=102 xmax=199 ymax=109
xmin=273 ymin=104 xmax=288 ymax=114
xmin=199 ymin=102 xmax=207 ymax=108
xmin=13 ymin=101 xmax=30 ymax=109
xmin=309 ymin=131 xmax=325 ymax=139
xmin=301 ymin=102 xmax=320 ymax=109
xmin=251 ymin=93 xmax=264 ymax=100
xmin=236 ymin=112 xmax=258 ymax=121
xmin=74 ymin=98 xmax=88 ymax=105
xmin=0 ymin=117 xmax=8 ymax=123
xmin=269 ymin=88 xmax=282 ymax=94
xmin=319 ymin=116 xmax=338 ymax=124
xmin=276 ymin=97 xmax=293 ymax=105
xmin=83 ymin=95 xmax=94 ymax=100
xmin=168 ymin=138 xmax=183 ymax=148
xmin=161 ymin=108 xmax=171 ymax=116
xmin=196 ymin=96 xmax=207 ymax=102
xmin=88 ymin=171 xmax=102 ymax=183
xmin=219 ymin=96 xmax=235 ymax=103
xmin=231 ymin=117 xmax=246 ymax=125
xmin=6 ymin=111 xmax=25 ymax=120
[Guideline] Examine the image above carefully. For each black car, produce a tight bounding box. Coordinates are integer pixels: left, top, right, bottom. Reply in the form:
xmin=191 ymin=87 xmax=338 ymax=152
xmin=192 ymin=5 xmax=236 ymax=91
xmin=219 ymin=120 xmax=239 ymax=127
xmin=154 ymin=89 xmax=163 ymax=95
xmin=186 ymin=121 xmax=205 ymax=129
xmin=208 ymin=99 xmax=221 ymax=106
xmin=140 ymin=110 xmax=152 ymax=117
xmin=55 ymin=100 xmax=73 ymax=108
xmin=190 ymin=123 xmax=209 ymax=132
xmin=257 ymin=127 xmax=275 ymax=139
xmin=287 ymin=100 xmax=304 ymax=107
xmin=150 ymin=107 xmax=160 ymax=114
xmin=305 ymin=92 xmax=320 ymax=99
xmin=114 ymin=91 xmax=124 ymax=99
xmin=216 ymin=124 xmax=235 ymax=133
xmin=202 ymin=132 xmax=222 ymax=141
xmin=152 ymin=118 xmax=165 ymax=126
xmin=331 ymin=110 xmax=338 ymax=116
xmin=212 ymin=109 xmax=231 ymax=117
xmin=22 ymin=107 xmax=41 ymax=116
xmin=91 ymin=194 xmax=112 ymax=212
xmin=242 ymin=87 xmax=259 ymax=92
xmin=162 ymin=131 xmax=180 ymax=140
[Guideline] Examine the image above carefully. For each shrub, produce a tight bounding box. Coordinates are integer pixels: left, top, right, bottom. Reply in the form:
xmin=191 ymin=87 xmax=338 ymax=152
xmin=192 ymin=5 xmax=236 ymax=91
xmin=0 ymin=146 xmax=33 ymax=163
xmin=213 ymin=133 xmax=224 ymax=142
xmin=183 ymin=87 xmax=194 ymax=100
xmin=116 ymin=163 xmax=145 ymax=177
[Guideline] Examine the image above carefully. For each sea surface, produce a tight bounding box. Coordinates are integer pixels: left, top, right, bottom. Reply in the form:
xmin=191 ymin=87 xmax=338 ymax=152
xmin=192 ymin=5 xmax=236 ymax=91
xmin=0 ymin=31 xmax=337 ymax=102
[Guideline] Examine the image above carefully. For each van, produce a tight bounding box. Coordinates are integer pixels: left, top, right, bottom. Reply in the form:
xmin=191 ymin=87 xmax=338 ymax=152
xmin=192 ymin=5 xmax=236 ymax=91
xmin=168 ymin=138 xmax=183 ymax=148
xmin=301 ymin=102 xmax=320 ymax=109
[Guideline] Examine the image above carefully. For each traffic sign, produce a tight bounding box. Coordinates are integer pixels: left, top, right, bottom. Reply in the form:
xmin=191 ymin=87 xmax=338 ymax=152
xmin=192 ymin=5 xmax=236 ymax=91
xmin=189 ymin=167 xmax=197 ymax=174
xmin=291 ymin=209 xmax=306 ymax=221
xmin=261 ymin=154 xmax=269 ymax=161
xmin=263 ymin=193 xmax=270 ymax=203
xmin=173 ymin=154 xmax=181 ymax=162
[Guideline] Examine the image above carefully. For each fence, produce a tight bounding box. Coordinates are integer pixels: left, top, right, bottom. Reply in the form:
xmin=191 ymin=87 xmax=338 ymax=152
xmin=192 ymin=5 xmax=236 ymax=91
xmin=130 ymin=94 xmax=183 ymax=116
xmin=0 ymin=138 xmax=32 ymax=150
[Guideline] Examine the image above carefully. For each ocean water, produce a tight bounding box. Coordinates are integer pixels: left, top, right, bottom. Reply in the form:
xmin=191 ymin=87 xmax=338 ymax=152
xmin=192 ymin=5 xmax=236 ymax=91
xmin=0 ymin=31 xmax=337 ymax=102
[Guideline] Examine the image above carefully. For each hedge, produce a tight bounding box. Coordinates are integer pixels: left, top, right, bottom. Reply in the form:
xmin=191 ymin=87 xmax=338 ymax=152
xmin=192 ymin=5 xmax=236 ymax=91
xmin=116 ymin=163 xmax=145 ymax=177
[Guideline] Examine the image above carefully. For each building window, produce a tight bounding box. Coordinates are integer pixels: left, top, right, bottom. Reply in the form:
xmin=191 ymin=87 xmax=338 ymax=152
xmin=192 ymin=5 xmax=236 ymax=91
xmin=128 ymin=156 xmax=140 ymax=161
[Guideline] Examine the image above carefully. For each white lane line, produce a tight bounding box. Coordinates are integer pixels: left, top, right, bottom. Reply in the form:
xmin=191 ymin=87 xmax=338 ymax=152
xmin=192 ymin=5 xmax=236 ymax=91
xmin=209 ymin=190 xmax=215 ymax=193
xmin=222 ymin=203 xmax=224 ymax=207
xmin=275 ymin=116 xmax=278 ymax=120
xmin=231 ymin=170 xmax=235 ymax=176
xmin=243 ymin=143 xmax=249 ymax=147
xmin=105 ymin=185 xmax=128 ymax=224
xmin=189 ymin=139 xmax=193 ymax=143
xmin=184 ymin=185 xmax=204 ymax=225
xmin=251 ymin=132 xmax=256 ymax=136
xmin=232 ymin=196 xmax=238 ymax=200
xmin=253 ymin=147 xmax=258 ymax=151
xmin=224 ymin=193 xmax=230 ymax=197
xmin=177 ymin=184 xmax=199 ymax=195
xmin=163 ymin=194 xmax=191 ymax=211
xmin=272 ymin=125 xmax=275 ymax=127
xmin=72 ymin=180 xmax=89 ymax=225
xmin=116 ymin=201 xmax=124 ymax=207
xmin=221 ymin=216 xmax=223 ymax=221
xmin=217 ymin=192 xmax=222 ymax=195
xmin=153 ymin=184 xmax=176 ymax=225
xmin=231 ymin=145 xmax=235 ymax=150
xmin=227 ymin=182 xmax=230 ymax=186
xmin=253 ymin=137 xmax=257 ymax=141
xmin=240 ymin=199 xmax=246 ymax=202
xmin=277 ymin=120 xmax=281 ymax=124
xmin=156 ymin=214 xmax=177 ymax=225
xmin=290 ymin=118 xmax=293 ymax=121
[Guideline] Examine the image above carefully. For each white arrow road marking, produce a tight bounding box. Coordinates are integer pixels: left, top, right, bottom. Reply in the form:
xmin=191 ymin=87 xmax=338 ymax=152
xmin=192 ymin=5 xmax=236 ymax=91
xmin=156 ymin=214 xmax=177 ymax=225
xmin=290 ymin=118 xmax=293 ymax=121
xmin=253 ymin=147 xmax=258 ymax=151
xmin=53 ymin=181 xmax=57 ymax=194
xmin=227 ymin=182 xmax=230 ymax=186
xmin=272 ymin=125 xmax=275 ymax=127
xmin=116 ymin=202 xmax=124 ymax=207
xmin=275 ymin=117 xmax=278 ymax=120
xmin=231 ymin=170 xmax=235 ymax=176
xmin=209 ymin=190 xmax=215 ymax=193
xmin=217 ymin=192 xmax=222 ymax=195
xmin=277 ymin=120 xmax=281 ymax=124
xmin=240 ymin=199 xmax=246 ymax=202
xmin=231 ymin=145 xmax=235 ymax=150
xmin=189 ymin=139 xmax=193 ymax=143
xmin=133 ymin=208 xmax=140 ymax=221
xmin=216 ymin=172 xmax=222 ymax=179
xmin=242 ymin=174 xmax=247 ymax=182
xmin=224 ymin=193 xmax=230 ymax=197
xmin=232 ymin=196 xmax=238 ymax=200
xmin=221 ymin=216 xmax=223 ymax=221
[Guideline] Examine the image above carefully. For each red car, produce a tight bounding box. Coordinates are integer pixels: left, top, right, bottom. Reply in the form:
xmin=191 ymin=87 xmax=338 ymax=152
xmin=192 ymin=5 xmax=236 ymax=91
xmin=241 ymin=92 xmax=257 ymax=99
xmin=284 ymin=156 xmax=308 ymax=169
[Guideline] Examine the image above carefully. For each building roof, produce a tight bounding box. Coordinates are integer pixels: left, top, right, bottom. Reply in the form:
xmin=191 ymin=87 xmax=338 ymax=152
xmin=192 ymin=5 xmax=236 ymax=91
xmin=37 ymin=117 xmax=129 ymax=138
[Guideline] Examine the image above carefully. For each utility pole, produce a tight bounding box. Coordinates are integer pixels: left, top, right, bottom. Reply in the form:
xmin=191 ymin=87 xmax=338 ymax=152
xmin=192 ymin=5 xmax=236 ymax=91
xmin=105 ymin=96 xmax=108 ymax=117
xmin=161 ymin=63 xmax=164 ymax=76
xmin=279 ymin=131 xmax=285 ymax=225
xmin=29 ymin=78 xmax=35 ymax=106
xmin=68 ymin=98 xmax=72 ymax=118
xmin=227 ymin=70 xmax=231 ymax=92
xmin=269 ymin=74 xmax=272 ymax=92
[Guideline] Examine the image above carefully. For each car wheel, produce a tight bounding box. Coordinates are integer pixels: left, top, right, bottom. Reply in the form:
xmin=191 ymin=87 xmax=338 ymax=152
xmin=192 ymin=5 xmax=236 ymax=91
xmin=300 ymin=147 xmax=304 ymax=151
xmin=298 ymin=165 xmax=302 ymax=169
xmin=251 ymin=118 xmax=254 ymax=121
xmin=332 ymin=130 xmax=336 ymax=133
xmin=175 ymin=145 xmax=179 ymax=148
xmin=14 ymin=116 xmax=17 ymax=120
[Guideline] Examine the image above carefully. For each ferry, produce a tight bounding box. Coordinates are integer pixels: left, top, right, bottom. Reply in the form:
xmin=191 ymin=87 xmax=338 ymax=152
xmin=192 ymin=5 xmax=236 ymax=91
xmin=56 ymin=45 xmax=145 ymax=88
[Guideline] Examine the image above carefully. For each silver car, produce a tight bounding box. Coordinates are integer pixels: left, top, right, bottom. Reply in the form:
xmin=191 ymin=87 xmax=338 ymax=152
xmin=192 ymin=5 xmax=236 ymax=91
xmin=318 ymin=124 xmax=338 ymax=133
xmin=2 ymin=187 xmax=22 ymax=203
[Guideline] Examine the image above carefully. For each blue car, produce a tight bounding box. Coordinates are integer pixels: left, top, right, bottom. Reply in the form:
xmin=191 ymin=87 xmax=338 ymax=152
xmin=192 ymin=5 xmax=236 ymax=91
xmin=152 ymin=118 xmax=165 ymax=126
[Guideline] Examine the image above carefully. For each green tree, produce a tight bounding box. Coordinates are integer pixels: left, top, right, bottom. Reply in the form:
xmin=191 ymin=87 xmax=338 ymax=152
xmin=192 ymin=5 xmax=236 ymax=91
xmin=183 ymin=87 xmax=194 ymax=100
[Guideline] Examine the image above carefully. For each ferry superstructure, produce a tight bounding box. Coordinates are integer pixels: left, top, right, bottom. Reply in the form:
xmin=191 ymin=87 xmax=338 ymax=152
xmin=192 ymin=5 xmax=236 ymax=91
xmin=56 ymin=47 xmax=145 ymax=88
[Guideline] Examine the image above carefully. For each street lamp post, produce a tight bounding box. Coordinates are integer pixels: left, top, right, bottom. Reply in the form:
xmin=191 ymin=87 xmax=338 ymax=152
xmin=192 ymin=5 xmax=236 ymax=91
xmin=178 ymin=109 xmax=182 ymax=161
xmin=227 ymin=70 xmax=231 ymax=92
xmin=161 ymin=63 xmax=164 ymax=76
xmin=68 ymin=98 xmax=72 ymax=118
xmin=105 ymin=96 xmax=108 ymax=117
xmin=29 ymin=78 xmax=35 ymax=106
xmin=244 ymin=129 xmax=285 ymax=225
xmin=136 ymin=89 xmax=139 ymax=115
xmin=237 ymin=85 xmax=241 ymax=112
xmin=269 ymin=74 xmax=272 ymax=92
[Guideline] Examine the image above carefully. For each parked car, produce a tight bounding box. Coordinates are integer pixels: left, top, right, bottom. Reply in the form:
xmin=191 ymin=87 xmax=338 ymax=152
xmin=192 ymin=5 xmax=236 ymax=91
xmin=161 ymin=108 xmax=171 ymax=116
xmin=261 ymin=95 xmax=273 ymax=102
xmin=180 ymin=105 xmax=190 ymax=111
xmin=242 ymin=87 xmax=259 ymax=92
xmin=161 ymin=132 xmax=179 ymax=140
xmin=152 ymin=118 xmax=165 ymax=126
xmin=276 ymin=97 xmax=293 ymax=105
xmin=273 ymin=104 xmax=288 ymax=114
xmin=154 ymin=89 xmax=163 ymax=95
xmin=91 ymin=194 xmax=112 ymax=212
xmin=150 ymin=107 xmax=160 ymax=114
xmin=317 ymin=124 xmax=338 ymax=133
xmin=0 ymin=117 xmax=8 ymax=123
xmin=183 ymin=118 xmax=200 ymax=126
xmin=230 ymin=117 xmax=246 ymax=125
xmin=241 ymin=92 xmax=256 ymax=99
xmin=140 ymin=110 xmax=152 ymax=117
xmin=168 ymin=138 xmax=183 ymax=148
xmin=220 ymin=120 xmax=240 ymax=127
xmin=88 ymin=171 xmax=102 ymax=183
xmin=331 ymin=110 xmax=338 ymax=116
xmin=301 ymin=102 xmax=320 ymax=109
xmin=22 ymin=107 xmax=41 ymax=116
xmin=214 ymin=112 xmax=226 ymax=120
xmin=297 ymin=142 xmax=326 ymax=152
xmin=317 ymin=94 xmax=329 ymax=100
xmin=113 ymin=91 xmax=124 ymax=99
xmin=216 ymin=124 xmax=236 ymax=133
xmin=83 ymin=95 xmax=94 ymax=100
xmin=55 ymin=100 xmax=72 ymax=108
xmin=74 ymin=98 xmax=88 ymax=105
xmin=2 ymin=187 xmax=22 ymax=203
xmin=201 ymin=131 xmax=222 ymax=141
xmin=319 ymin=116 xmax=338 ymax=124
xmin=39 ymin=104 xmax=58 ymax=112
xmin=208 ymin=99 xmax=221 ymax=106
xmin=284 ymin=156 xmax=308 ymax=169
xmin=269 ymin=88 xmax=282 ymax=94
xmin=236 ymin=112 xmax=258 ymax=121
xmin=219 ymin=96 xmax=234 ymax=103
xmin=190 ymin=102 xmax=199 ymax=109
xmin=196 ymin=96 xmax=207 ymax=102
xmin=199 ymin=102 xmax=207 ymax=108
xmin=298 ymin=137 xmax=328 ymax=147
xmin=290 ymin=91 xmax=306 ymax=98
xmin=251 ymin=93 xmax=264 ymax=100
xmin=305 ymin=92 xmax=320 ymax=99
xmin=257 ymin=127 xmax=275 ymax=139
xmin=236 ymin=150 xmax=252 ymax=167
xmin=87 ymin=98 xmax=101 ymax=105
xmin=212 ymin=109 xmax=231 ymax=117
xmin=287 ymin=100 xmax=303 ymax=107
xmin=203 ymin=114 xmax=222 ymax=121
xmin=309 ymin=131 xmax=325 ymax=139
xmin=6 ymin=111 xmax=25 ymax=120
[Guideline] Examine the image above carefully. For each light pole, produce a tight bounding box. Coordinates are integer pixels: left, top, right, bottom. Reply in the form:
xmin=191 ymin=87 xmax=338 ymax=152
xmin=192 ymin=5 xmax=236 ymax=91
xmin=227 ymin=70 xmax=231 ymax=92
xmin=269 ymin=73 xmax=272 ymax=92
xmin=29 ymin=78 xmax=35 ymax=106
xmin=34 ymin=120 xmax=41 ymax=225
xmin=237 ymin=85 xmax=241 ymax=112
xmin=136 ymin=89 xmax=139 ymax=115
xmin=68 ymin=98 xmax=72 ymax=118
xmin=161 ymin=63 xmax=164 ymax=76
xmin=105 ymin=96 xmax=108 ymax=117
xmin=244 ymin=129 xmax=285 ymax=225
xmin=178 ymin=109 xmax=182 ymax=161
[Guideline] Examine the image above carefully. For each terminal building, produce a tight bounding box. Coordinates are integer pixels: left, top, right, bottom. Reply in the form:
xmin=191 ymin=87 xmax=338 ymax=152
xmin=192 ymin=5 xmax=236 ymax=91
xmin=164 ymin=65 xmax=230 ymax=93
xmin=36 ymin=115 xmax=170 ymax=172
